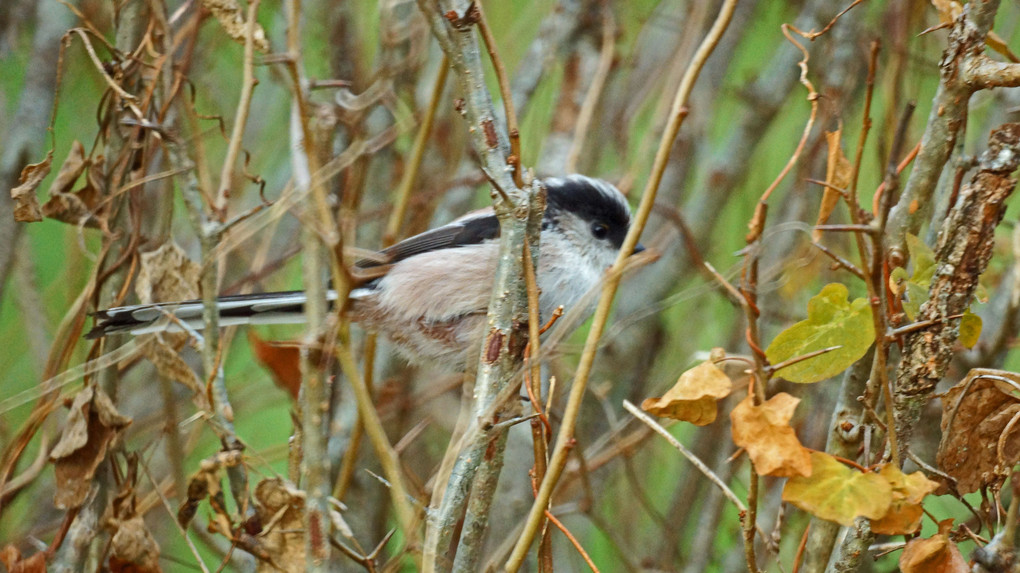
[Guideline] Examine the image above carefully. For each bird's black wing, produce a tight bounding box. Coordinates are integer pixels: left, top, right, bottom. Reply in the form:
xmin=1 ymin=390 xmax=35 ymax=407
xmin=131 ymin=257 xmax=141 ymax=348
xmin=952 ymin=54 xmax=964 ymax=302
xmin=356 ymin=211 xmax=500 ymax=268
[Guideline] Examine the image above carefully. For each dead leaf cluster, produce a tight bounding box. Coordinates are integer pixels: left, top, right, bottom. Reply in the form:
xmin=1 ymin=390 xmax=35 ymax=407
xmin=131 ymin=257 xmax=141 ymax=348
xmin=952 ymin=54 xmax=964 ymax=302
xmin=176 ymin=449 xmax=244 ymax=530
xmin=10 ymin=141 xmax=111 ymax=231
xmin=937 ymin=369 xmax=1020 ymax=494
xmin=50 ymin=384 xmax=132 ymax=509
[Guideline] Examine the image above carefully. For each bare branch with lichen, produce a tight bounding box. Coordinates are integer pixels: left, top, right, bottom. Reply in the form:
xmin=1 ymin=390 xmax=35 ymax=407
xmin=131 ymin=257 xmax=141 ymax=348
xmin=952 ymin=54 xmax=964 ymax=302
xmin=885 ymin=0 xmax=1008 ymax=250
xmin=414 ymin=0 xmax=540 ymax=568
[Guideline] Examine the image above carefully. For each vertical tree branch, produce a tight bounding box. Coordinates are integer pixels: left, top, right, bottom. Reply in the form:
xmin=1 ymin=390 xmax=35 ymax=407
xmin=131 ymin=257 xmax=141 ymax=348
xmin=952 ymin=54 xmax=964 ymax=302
xmin=802 ymin=349 xmax=873 ymax=570
xmin=283 ymin=0 xmax=333 ymax=567
xmin=415 ymin=0 xmax=538 ymax=569
xmin=152 ymin=0 xmax=254 ymax=539
xmin=53 ymin=1 xmax=148 ymax=567
xmin=894 ymin=123 xmax=1020 ymax=456
xmin=885 ymin=0 xmax=1004 ymax=250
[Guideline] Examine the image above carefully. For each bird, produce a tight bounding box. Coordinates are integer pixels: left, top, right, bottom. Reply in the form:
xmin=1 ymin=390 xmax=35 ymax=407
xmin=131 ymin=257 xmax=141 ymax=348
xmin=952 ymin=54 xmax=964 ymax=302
xmin=86 ymin=174 xmax=642 ymax=366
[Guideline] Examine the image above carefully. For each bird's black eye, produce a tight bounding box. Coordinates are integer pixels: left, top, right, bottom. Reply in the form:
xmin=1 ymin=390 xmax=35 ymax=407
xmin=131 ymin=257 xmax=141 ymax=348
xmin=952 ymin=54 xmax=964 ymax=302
xmin=591 ymin=222 xmax=609 ymax=239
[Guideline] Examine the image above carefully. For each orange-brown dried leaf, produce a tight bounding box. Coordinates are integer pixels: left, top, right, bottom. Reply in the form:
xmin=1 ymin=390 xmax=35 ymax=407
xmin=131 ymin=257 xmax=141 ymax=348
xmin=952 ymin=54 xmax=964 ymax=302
xmin=50 ymin=385 xmax=132 ymax=509
xmin=41 ymin=152 xmax=108 ymax=231
xmin=249 ymin=331 xmax=302 ymax=400
xmin=255 ymin=478 xmax=306 ymax=572
xmin=141 ymin=338 xmax=207 ymax=404
xmin=0 ymin=545 xmax=16 ymax=568
xmin=10 ymin=150 xmax=52 ymax=223
xmin=642 ymin=352 xmax=733 ymax=425
xmin=870 ymin=464 xmax=940 ymax=535
xmin=0 ymin=544 xmax=46 ymax=573
xmin=812 ymin=129 xmax=851 ymax=242
xmin=730 ymin=393 xmax=811 ymax=477
xmin=108 ymin=515 xmax=162 ymax=573
xmin=782 ymin=452 xmax=892 ymax=526
xmin=899 ymin=519 xmax=968 ymax=573
xmin=134 ymin=243 xmax=209 ymax=402
xmin=937 ymin=369 xmax=1020 ymax=494
xmin=46 ymin=140 xmax=88 ymax=196
xmin=136 ymin=242 xmax=200 ymax=304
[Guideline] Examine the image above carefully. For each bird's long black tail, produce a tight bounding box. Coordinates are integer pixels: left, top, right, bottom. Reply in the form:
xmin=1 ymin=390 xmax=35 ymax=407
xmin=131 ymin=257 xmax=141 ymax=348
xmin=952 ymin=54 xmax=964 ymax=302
xmin=85 ymin=290 xmax=341 ymax=339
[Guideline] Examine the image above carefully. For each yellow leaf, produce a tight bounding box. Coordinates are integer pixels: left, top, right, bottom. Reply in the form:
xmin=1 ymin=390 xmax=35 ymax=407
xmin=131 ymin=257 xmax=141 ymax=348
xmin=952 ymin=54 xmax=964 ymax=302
xmin=904 ymin=282 xmax=927 ymax=321
xmin=906 ymin=233 xmax=936 ymax=285
xmin=766 ymin=283 xmax=874 ymax=383
xmin=889 ymin=266 xmax=909 ymax=298
xmin=730 ymin=393 xmax=811 ymax=477
xmin=642 ymin=352 xmax=733 ymax=425
xmin=958 ymin=310 xmax=981 ymax=349
xmin=870 ymin=464 xmax=940 ymax=535
xmin=782 ymin=452 xmax=892 ymax=526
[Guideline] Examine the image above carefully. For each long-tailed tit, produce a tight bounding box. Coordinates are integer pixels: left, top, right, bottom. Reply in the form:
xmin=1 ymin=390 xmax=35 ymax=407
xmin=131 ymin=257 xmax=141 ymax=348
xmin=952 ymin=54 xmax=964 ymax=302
xmin=86 ymin=174 xmax=642 ymax=365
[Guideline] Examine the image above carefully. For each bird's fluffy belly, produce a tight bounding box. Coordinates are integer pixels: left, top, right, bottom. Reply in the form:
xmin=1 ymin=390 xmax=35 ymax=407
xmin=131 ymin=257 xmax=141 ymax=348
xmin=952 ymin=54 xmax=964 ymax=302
xmin=349 ymin=244 xmax=496 ymax=363
xmin=349 ymin=241 xmax=605 ymax=365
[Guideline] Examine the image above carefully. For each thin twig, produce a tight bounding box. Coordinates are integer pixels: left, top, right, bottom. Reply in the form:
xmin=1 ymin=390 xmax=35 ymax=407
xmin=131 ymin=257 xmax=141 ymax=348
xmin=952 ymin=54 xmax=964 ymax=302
xmin=767 ymin=345 xmax=842 ymax=375
xmin=473 ymin=1 xmax=523 ymax=187
xmin=810 ymin=242 xmax=865 ymax=279
xmin=66 ymin=28 xmax=143 ymax=116
xmin=801 ymin=0 xmax=864 ymax=40
xmin=746 ymin=24 xmax=819 ymax=237
xmin=566 ymin=10 xmax=616 ymax=173
xmin=871 ymin=140 xmax=921 ymax=216
xmin=334 ymin=343 xmax=419 ymax=547
xmin=383 ymin=58 xmax=449 ymax=246
xmin=544 ymin=510 xmax=600 ymax=572
xmin=140 ymin=458 xmax=212 ymax=573
xmin=812 ymin=224 xmax=878 ymax=234
xmin=215 ymin=0 xmax=261 ymax=218
xmin=622 ymin=400 xmax=745 ymax=512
